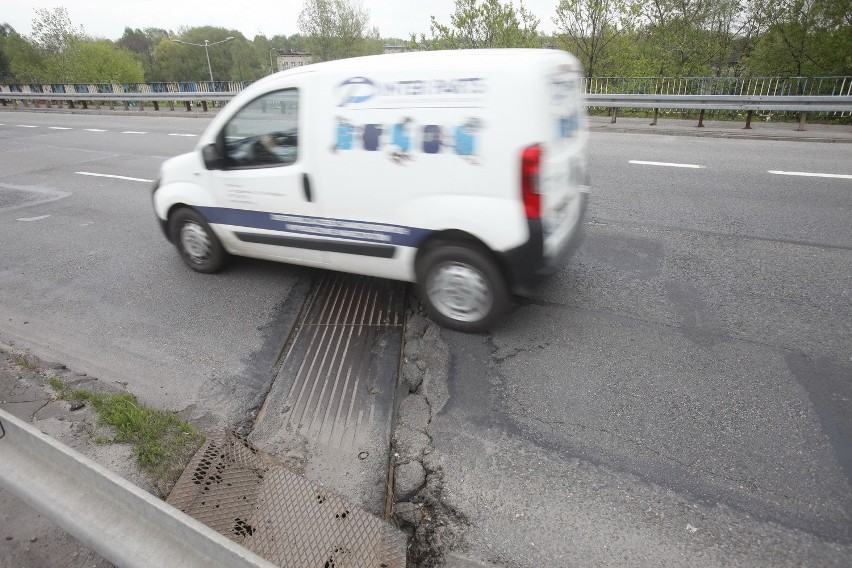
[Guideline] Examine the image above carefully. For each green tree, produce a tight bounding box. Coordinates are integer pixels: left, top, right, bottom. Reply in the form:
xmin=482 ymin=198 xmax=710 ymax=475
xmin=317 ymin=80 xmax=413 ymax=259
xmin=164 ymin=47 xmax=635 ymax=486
xmin=150 ymin=38 xmax=191 ymax=81
xmin=117 ymin=27 xmax=170 ymax=80
xmin=30 ymin=6 xmax=85 ymax=54
xmin=150 ymin=27 xmax=271 ymax=82
xmin=269 ymin=33 xmax=309 ymax=53
xmin=631 ymin=0 xmax=723 ymax=75
xmin=6 ymin=33 xmax=46 ymax=83
xmin=29 ymin=6 xmax=87 ymax=82
xmin=553 ymin=0 xmax=631 ymax=77
xmin=743 ymin=0 xmax=852 ymax=76
xmin=0 ymin=24 xmax=15 ymax=82
xmin=298 ymin=0 xmax=375 ymax=61
xmin=65 ymin=39 xmax=144 ymax=83
xmin=419 ymin=0 xmax=541 ymax=49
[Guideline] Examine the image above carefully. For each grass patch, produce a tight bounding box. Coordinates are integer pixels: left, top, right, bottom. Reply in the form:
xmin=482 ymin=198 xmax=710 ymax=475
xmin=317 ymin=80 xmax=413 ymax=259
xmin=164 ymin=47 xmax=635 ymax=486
xmin=47 ymin=377 xmax=204 ymax=494
xmin=11 ymin=355 xmax=40 ymax=372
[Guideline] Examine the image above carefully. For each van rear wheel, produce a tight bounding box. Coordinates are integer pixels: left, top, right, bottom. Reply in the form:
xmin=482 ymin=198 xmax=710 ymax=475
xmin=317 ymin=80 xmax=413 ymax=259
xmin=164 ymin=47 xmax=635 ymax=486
xmin=169 ymin=207 xmax=227 ymax=273
xmin=416 ymin=245 xmax=509 ymax=333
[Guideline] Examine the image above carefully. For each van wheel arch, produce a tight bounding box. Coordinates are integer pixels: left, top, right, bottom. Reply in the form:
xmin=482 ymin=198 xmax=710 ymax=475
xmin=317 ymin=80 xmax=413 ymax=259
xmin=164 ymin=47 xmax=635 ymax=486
xmin=164 ymin=203 xmax=192 ymax=243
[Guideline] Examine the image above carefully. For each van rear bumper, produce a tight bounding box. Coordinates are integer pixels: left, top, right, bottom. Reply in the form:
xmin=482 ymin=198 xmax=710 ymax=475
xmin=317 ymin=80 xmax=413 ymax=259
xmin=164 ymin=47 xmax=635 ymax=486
xmin=500 ymin=191 xmax=588 ymax=294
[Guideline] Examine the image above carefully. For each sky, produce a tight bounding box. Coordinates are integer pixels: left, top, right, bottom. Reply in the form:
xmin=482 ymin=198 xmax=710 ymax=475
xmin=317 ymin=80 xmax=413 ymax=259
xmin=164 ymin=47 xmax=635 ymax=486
xmin=2 ymin=0 xmax=560 ymax=42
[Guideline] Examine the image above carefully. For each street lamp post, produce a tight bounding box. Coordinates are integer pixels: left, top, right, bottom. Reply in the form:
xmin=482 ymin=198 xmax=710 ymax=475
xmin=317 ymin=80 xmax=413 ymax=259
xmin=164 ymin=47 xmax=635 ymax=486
xmin=269 ymin=48 xmax=278 ymax=75
xmin=171 ymin=36 xmax=235 ymax=87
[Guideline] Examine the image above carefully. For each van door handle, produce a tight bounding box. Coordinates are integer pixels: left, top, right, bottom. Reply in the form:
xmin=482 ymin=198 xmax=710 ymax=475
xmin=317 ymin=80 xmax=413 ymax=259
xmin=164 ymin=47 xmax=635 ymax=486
xmin=302 ymin=173 xmax=313 ymax=202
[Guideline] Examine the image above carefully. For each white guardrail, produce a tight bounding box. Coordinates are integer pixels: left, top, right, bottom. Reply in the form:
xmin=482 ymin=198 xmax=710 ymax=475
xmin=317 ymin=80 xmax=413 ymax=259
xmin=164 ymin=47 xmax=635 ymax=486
xmin=585 ymin=94 xmax=852 ymax=112
xmin=0 ymin=409 xmax=276 ymax=568
xmin=1 ymin=90 xmax=851 ymax=111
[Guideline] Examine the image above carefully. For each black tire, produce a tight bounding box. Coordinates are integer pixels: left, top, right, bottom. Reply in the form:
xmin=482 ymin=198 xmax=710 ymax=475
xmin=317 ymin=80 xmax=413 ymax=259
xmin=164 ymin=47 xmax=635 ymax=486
xmin=168 ymin=207 xmax=227 ymax=273
xmin=415 ymin=244 xmax=509 ymax=333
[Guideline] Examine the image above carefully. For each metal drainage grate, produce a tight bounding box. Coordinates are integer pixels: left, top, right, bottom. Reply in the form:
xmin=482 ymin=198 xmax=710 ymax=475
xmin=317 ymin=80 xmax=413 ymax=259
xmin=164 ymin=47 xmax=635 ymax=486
xmin=250 ymin=272 xmax=405 ymax=515
xmin=168 ymin=432 xmax=407 ymax=568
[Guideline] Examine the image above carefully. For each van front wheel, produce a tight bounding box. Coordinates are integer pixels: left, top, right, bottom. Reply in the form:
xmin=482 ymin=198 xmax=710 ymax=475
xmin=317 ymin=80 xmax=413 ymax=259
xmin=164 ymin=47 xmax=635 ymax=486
xmin=416 ymin=245 xmax=509 ymax=333
xmin=169 ymin=208 xmax=227 ymax=273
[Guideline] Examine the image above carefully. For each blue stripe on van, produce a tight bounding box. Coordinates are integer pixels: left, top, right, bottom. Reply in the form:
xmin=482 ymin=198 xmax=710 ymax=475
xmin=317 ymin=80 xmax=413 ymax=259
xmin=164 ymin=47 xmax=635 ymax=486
xmin=196 ymin=206 xmax=433 ymax=248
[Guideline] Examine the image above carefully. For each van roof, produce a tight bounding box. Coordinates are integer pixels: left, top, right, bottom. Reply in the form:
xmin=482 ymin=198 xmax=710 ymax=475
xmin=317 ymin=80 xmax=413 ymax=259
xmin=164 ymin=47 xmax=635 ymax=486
xmin=271 ymin=48 xmax=580 ymax=78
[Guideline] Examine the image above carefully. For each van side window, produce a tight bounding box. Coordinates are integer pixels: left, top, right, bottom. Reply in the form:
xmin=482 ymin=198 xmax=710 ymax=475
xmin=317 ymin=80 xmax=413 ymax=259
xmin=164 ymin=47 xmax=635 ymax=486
xmin=223 ymin=89 xmax=298 ymax=168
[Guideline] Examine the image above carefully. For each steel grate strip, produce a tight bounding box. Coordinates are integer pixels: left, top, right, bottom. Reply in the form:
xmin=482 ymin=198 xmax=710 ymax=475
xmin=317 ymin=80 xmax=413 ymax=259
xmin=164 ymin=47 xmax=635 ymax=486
xmin=168 ymin=432 xmax=406 ymax=567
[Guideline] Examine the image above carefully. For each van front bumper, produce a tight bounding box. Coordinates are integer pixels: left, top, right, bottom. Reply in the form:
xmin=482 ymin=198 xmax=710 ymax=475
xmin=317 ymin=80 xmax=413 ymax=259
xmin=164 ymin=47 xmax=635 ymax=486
xmin=500 ymin=191 xmax=588 ymax=294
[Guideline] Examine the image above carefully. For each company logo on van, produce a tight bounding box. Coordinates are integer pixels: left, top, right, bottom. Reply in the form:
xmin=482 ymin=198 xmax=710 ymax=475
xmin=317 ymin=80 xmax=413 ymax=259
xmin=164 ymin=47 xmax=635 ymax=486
xmin=337 ymin=76 xmax=486 ymax=107
xmin=336 ymin=77 xmax=379 ymax=107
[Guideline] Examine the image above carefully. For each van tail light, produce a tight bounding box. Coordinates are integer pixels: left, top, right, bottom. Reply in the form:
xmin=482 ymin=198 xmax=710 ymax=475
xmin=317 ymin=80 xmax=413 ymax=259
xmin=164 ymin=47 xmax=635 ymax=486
xmin=521 ymin=144 xmax=542 ymax=219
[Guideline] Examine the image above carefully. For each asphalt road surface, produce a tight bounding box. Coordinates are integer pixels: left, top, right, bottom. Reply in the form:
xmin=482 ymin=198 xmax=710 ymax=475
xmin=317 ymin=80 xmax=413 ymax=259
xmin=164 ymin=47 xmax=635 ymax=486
xmin=0 ymin=110 xmax=850 ymax=566
xmin=434 ymin=130 xmax=851 ymax=565
xmin=0 ymin=111 xmax=307 ymax=431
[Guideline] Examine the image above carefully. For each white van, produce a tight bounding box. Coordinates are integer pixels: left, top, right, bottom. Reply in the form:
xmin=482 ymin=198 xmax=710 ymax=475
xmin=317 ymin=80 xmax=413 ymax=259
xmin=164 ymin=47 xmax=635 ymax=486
xmin=152 ymin=49 xmax=588 ymax=332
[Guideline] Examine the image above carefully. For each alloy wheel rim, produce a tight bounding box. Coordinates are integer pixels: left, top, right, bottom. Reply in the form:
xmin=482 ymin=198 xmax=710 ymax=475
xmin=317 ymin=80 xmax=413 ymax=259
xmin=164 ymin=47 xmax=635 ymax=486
xmin=426 ymin=261 xmax=493 ymax=323
xmin=180 ymin=222 xmax=211 ymax=264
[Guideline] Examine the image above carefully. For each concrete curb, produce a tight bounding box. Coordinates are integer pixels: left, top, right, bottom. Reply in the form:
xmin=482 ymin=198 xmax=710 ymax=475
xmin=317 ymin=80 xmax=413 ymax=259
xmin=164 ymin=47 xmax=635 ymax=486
xmin=588 ymin=116 xmax=852 ymax=143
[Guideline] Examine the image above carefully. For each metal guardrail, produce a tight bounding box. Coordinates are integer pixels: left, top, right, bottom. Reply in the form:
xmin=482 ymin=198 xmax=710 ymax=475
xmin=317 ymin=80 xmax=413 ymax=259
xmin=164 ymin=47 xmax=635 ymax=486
xmin=581 ymin=76 xmax=852 ymax=128
xmin=0 ymin=91 xmax=235 ymax=101
xmin=2 ymin=90 xmax=850 ymax=112
xmin=1 ymin=79 xmax=850 ymax=128
xmin=586 ymin=94 xmax=852 ymax=112
xmin=584 ymin=76 xmax=851 ymax=97
xmin=0 ymin=81 xmax=251 ymax=95
xmin=0 ymin=409 xmax=277 ymax=568
xmin=3 ymin=91 xmax=849 ymax=111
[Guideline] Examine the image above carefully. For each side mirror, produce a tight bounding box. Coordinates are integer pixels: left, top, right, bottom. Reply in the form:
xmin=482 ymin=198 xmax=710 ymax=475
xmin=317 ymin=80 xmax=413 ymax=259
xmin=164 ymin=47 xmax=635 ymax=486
xmin=202 ymin=143 xmax=223 ymax=170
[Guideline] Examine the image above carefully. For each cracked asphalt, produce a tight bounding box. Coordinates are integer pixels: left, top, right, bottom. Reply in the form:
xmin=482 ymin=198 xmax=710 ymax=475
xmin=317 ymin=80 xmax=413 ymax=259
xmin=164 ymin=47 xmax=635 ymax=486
xmin=407 ymin=130 xmax=852 ymax=566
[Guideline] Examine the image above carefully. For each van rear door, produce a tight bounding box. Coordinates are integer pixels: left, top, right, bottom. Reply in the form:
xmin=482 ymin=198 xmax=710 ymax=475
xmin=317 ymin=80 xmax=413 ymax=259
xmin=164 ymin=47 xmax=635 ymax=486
xmin=538 ymin=69 xmax=586 ymax=260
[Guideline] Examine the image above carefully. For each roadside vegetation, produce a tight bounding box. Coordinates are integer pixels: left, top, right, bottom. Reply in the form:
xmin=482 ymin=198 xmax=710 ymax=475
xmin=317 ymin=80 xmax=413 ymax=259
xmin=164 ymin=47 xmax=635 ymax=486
xmin=0 ymin=1 xmax=848 ymax=86
xmin=46 ymin=375 xmax=204 ymax=494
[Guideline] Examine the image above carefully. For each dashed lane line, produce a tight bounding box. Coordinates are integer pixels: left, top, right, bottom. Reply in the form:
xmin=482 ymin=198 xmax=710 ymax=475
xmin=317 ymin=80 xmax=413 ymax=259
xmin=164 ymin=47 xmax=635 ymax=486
xmin=17 ymin=215 xmax=51 ymax=222
xmin=768 ymin=170 xmax=852 ymax=180
xmin=76 ymin=171 xmax=154 ymax=183
xmin=2 ymin=125 xmax=197 ymax=137
xmin=629 ymin=160 xmax=705 ymax=169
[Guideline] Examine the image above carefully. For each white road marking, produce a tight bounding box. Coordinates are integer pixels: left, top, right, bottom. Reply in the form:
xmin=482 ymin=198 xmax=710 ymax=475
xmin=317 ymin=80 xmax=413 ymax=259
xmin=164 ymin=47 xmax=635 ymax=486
xmin=629 ymin=160 xmax=705 ymax=169
xmin=17 ymin=124 xmax=38 ymax=128
xmin=48 ymin=126 xmax=72 ymax=130
xmin=17 ymin=215 xmax=51 ymax=222
xmin=168 ymin=133 xmax=197 ymax=137
xmin=768 ymin=170 xmax=852 ymax=180
xmin=76 ymin=171 xmax=153 ymax=183
xmin=84 ymin=128 xmax=107 ymax=132
xmin=122 ymin=131 xmax=148 ymax=134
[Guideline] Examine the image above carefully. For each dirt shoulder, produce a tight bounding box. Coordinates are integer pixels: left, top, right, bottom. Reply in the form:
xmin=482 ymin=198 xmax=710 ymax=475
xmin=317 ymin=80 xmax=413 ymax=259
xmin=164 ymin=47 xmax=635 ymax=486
xmin=0 ymin=343 xmax=181 ymax=568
